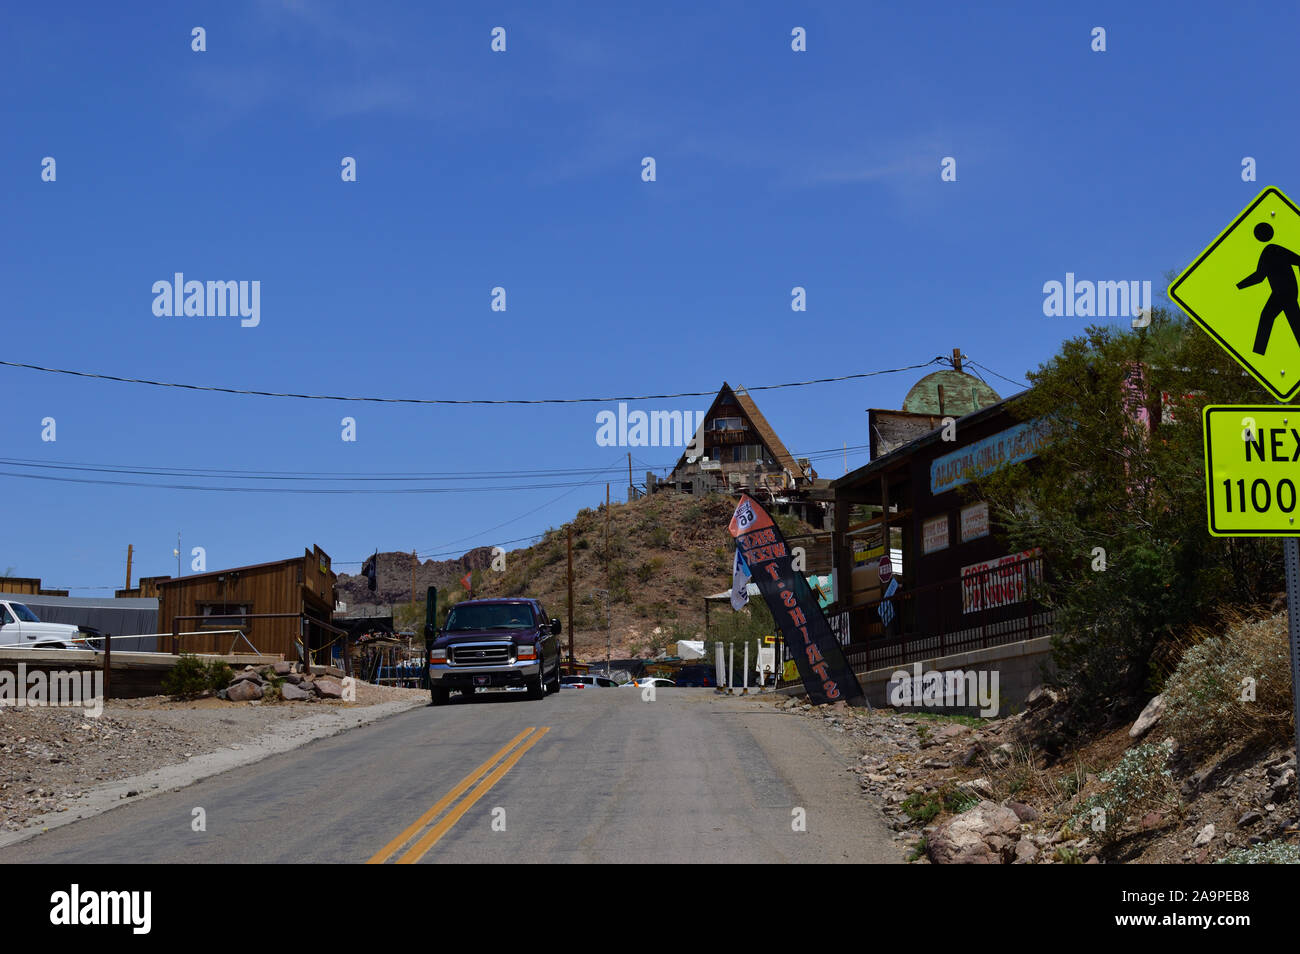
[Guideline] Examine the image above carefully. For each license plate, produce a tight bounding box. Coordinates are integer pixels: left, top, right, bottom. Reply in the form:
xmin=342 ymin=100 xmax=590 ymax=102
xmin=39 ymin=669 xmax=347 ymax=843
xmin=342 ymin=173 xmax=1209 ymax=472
xmin=474 ymin=676 xmax=490 ymax=687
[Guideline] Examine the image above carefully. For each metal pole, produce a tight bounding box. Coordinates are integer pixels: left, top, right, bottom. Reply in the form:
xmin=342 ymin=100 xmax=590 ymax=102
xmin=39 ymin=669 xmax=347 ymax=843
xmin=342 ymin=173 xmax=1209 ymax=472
xmin=728 ymin=642 xmax=734 ymax=694
xmin=1284 ymin=538 xmax=1300 ymax=773
xmin=102 ymin=620 xmax=111 ymax=700
xmin=567 ymin=527 xmax=575 ymax=671
xmin=742 ymin=640 xmax=749 ymax=695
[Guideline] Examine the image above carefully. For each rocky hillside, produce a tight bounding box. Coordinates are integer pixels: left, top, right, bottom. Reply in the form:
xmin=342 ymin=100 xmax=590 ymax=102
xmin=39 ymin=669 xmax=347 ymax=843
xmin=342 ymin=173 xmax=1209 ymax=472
xmin=336 ymin=547 xmax=494 ymax=616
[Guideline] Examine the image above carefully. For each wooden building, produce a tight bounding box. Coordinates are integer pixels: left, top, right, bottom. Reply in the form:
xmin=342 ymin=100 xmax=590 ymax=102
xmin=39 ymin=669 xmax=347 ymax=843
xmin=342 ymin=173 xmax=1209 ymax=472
xmin=830 ymin=390 xmax=1053 ymax=669
xmin=0 ymin=577 xmax=69 ymax=597
xmin=656 ymin=382 xmax=829 ymax=526
xmin=155 ymin=545 xmax=340 ymax=662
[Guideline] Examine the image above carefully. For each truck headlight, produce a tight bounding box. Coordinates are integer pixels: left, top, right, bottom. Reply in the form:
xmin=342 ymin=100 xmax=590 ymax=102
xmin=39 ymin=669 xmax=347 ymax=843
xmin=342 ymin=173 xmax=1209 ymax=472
xmin=516 ymin=643 xmax=537 ymax=660
xmin=430 ymin=648 xmax=447 ymax=662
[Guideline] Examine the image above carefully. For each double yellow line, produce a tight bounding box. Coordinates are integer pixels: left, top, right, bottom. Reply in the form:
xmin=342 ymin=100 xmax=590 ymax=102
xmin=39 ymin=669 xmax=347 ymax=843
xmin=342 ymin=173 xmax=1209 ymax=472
xmin=367 ymin=726 xmax=550 ymax=864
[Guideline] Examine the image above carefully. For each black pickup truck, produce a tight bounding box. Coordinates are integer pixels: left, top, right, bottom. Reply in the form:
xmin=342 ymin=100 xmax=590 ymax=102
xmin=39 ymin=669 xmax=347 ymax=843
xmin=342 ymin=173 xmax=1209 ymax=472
xmin=426 ymin=598 xmax=562 ymax=705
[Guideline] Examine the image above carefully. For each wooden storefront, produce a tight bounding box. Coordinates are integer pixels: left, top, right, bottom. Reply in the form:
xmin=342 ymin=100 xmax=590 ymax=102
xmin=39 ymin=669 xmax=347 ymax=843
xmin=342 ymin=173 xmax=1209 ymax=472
xmin=831 ymin=395 xmax=1053 ymax=666
xmin=156 ymin=545 xmax=339 ymax=661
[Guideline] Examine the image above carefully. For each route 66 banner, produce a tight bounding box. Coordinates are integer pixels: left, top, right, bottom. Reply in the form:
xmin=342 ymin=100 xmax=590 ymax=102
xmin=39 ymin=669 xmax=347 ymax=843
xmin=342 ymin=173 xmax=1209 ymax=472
xmin=728 ymin=495 xmax=865 ymax=706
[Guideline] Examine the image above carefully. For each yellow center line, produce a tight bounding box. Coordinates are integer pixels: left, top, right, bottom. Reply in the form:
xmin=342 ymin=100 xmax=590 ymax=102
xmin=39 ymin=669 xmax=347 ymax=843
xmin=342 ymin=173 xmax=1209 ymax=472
xmin=366 ymin=727 xmax=537 ymax=865
xmin=397 ymin=726 xmax=551 ymax=864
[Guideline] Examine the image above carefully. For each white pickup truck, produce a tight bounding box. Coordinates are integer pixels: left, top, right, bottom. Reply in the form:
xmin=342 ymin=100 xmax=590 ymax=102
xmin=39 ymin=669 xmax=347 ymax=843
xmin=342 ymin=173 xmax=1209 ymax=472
xmin=0 ymin=598 xmax=85 ymax=649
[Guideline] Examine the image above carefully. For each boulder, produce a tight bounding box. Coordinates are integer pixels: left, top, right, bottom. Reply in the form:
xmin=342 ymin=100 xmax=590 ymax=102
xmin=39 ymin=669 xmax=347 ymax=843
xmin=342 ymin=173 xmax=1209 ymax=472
xmin=1025 ymin=686 xmax=1058 ymax=710
xmin=957 ymin=778 xmax=995 ymax=800
xmin=1012 ymin=838 xmax=1039 ymax=864
xmin=1270 ymin=768 xmax=1295 ymax=803
xmin=927 ymin=800 xmax=1021 ymax=864
xmin=226 ymin=680 xmax=264 ymax=702
xmin=314 ymin=677 xmax=344 ymax=699
xmin=281 ymin=682 xmax=313 ymax=701
xmin=230 ymin=669 xmax=263 ymax=686
xmin=272 ymin=661 xmax=294 ymax=676
xmin=1192 ymin=823 xmax=1216 ymax=848
xmin=1128 ymin=695 xmax=1165 ymax=739
xmin=1007 ymin=801 xmax=1040 ymax=823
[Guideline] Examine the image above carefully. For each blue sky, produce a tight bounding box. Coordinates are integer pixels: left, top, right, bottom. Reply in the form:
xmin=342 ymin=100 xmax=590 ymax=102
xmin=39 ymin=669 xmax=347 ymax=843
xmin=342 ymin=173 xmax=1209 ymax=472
xmin=1 ymin=0 xmax=1295 ymax=592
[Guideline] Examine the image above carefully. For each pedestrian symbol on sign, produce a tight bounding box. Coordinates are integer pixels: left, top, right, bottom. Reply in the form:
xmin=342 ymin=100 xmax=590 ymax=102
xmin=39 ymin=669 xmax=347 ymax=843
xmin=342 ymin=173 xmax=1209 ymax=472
xmin=1236 ymin=221 xmax=1300 ymax=356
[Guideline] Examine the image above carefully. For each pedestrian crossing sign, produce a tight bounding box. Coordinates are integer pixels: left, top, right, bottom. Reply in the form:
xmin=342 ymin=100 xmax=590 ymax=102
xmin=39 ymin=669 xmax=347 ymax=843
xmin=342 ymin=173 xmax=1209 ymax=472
xmin=1169 ymin=186 xmax=1300 ymax=402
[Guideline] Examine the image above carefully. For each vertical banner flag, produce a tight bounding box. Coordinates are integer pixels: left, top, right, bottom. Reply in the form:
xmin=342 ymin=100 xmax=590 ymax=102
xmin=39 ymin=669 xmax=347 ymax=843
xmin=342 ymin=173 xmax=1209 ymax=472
xmin=728 ymin=495 xmax=864 ymax=705
xmin=730 ymin=548 xmax=751 ymax=610
xmin=460 ymin=570 xmax=473 ymax=597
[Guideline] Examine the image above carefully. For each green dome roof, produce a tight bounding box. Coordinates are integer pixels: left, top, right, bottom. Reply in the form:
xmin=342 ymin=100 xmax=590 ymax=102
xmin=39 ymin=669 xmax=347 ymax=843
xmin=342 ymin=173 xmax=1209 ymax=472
xmin=902 ymin=370 xmax=1001 ymax=416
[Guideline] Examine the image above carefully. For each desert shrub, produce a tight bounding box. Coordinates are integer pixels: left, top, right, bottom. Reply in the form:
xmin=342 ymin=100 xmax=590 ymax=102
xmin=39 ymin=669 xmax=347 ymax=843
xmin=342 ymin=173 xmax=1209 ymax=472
xmin=1162 ymin=612 xmax=1294 ymax=757
xmin=648 ymin=525 xmax=672 ymax=548
xmin=636 ymin=557 xmax=665 ymax=583
xmin=1216 ymin=841 xmax=1300 ymax=864
xmin=1066 ymin=741 xmax=1180 ymax=844
xmin=901 ymin=786 xmax=979 ymax=825
xmin=162 ymin=655 xmax=232 ymax=699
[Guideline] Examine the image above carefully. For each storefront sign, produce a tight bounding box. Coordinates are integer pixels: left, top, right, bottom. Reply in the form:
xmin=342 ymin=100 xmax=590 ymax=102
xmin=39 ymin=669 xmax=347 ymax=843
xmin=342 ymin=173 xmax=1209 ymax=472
xmin=960 ymin=502 xmax=990 ymax=542
xmin=961 ymin=548 xmax=1043 ymax=614
xmin=922 ymin=515 xmax=950 ymax=554
xmin=931 ymin=418 xmax=1052 ymax=495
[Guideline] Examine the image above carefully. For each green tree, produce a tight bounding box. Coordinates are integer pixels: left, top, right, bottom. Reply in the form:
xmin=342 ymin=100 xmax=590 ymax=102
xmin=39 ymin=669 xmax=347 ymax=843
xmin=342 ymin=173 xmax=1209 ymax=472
xmin=975 ymin=308 xmax=1283 ymax=729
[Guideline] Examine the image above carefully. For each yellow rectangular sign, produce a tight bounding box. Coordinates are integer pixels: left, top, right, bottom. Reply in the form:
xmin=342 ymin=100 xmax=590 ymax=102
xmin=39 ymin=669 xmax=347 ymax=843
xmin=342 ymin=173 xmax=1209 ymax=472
xmin=1203 ymin=405 xmax=1300 ymax=536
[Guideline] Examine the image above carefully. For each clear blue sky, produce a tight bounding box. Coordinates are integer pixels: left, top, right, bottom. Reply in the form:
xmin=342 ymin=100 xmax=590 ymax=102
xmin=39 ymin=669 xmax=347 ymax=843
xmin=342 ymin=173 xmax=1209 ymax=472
xmin=1 ymin=1 xmax=1295 ymax=592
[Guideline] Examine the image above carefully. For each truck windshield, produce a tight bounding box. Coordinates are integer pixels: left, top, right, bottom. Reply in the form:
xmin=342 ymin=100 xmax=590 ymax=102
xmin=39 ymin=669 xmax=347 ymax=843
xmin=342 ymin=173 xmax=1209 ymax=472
xmin=9 ymin=603 xmax=41 ymax=622
xmin=444 ymin=604 xmax=534 ymax=632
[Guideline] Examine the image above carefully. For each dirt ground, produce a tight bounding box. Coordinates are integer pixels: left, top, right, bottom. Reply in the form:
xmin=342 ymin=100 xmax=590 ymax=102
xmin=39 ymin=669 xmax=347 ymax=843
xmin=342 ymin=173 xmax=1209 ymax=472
xmin=0 ymin=683 xmax=427 ymax=831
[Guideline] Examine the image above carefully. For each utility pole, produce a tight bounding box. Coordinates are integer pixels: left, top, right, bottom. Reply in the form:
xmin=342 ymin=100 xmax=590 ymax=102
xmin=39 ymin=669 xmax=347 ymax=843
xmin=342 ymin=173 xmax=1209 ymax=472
xmin=952 ymin=347 xmax=963 ymax=372
xmin=174 ymin=531 xmax=182 ymax=578
xmin=605 ymin=483 xmax=611 ymax=590
xmin=566 ymin=526 xmax=575 ymax=671
xmin=627 ymin=451 xmax=633 ymax=500
xmin=590 ymin=589 xmax=610 ymax=675
xmin=410 ymin=550 xmax=417 ymax=605
xmin=124 ymin=544 xmax=133 ymax=592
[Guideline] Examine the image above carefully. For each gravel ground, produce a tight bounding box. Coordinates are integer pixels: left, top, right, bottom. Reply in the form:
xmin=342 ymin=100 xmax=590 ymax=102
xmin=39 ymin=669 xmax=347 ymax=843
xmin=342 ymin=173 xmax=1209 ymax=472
xmin=0 ymin=683 xmax=428 ymax=831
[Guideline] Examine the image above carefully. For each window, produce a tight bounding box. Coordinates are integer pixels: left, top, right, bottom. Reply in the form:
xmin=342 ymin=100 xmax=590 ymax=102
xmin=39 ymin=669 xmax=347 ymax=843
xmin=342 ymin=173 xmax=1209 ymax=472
xmin=710 ymin=416 xmax=743 ymax=431
xmin=200 ymin=603 xmax=251 ymax=628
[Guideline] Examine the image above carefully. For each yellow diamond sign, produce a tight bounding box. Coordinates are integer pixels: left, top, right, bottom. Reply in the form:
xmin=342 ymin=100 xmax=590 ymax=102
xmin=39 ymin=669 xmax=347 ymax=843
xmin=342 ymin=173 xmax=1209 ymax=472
xmin=1203 ymin=405 xmax=1300 ymax=536
xmin=1170 ymin=186 xmax=1300 ymax=401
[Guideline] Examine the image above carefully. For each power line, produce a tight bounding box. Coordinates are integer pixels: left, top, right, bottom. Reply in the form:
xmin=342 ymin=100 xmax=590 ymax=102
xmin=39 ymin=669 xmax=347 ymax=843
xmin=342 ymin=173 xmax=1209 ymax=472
xmin=0 ymin=457 xmax=649 ymax=483
xmin=0 ymin=358 xmax=943 ymax=405
xmin=0 ymin=469 xmax=615 ymax=495
xmin=966 ymin=359 xmax=1029 ymax=391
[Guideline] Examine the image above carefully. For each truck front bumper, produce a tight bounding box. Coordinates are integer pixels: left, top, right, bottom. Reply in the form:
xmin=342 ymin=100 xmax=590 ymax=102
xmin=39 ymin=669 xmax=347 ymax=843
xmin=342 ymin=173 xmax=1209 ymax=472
xmin=428 ymin=659 xmax=541 ymax=688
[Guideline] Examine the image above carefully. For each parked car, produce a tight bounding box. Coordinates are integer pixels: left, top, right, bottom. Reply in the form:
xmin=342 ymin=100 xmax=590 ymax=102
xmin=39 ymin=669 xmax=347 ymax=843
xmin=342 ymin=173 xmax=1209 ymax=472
xmin=620 ymin=677 xmax=676 ymax=688
xmin=560 ymin=674 xmax=620 ymax=689
xmin=426 ymin=598 xmax=562 ymax=705
xmin=673 ymin=665 xmax=714 ymax=687
xmin=0 ymin=599 xmax=87 ymax=649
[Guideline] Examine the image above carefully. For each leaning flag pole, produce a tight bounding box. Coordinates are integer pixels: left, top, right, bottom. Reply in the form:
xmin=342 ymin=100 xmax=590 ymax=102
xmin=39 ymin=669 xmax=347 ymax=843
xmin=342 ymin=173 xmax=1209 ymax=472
xmin=728 ymin=494 xmax=866 ymax=707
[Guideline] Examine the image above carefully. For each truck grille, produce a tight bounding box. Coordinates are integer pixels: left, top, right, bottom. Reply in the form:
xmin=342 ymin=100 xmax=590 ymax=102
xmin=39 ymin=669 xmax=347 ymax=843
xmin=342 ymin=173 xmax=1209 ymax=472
xmin=451 ymin=644 xmax=512 ymax=665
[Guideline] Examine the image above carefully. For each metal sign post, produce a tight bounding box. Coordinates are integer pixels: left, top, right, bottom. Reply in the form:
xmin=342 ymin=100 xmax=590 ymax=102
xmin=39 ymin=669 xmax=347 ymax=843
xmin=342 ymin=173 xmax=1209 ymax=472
xmin=1285 ymin=540 xmax=1300 ymax=772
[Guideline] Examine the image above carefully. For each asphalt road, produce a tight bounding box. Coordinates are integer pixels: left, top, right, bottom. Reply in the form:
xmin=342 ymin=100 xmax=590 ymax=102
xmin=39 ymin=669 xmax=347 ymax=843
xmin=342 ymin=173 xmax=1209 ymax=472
xmin=0 ymin=689 xmax=899 ymax=864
